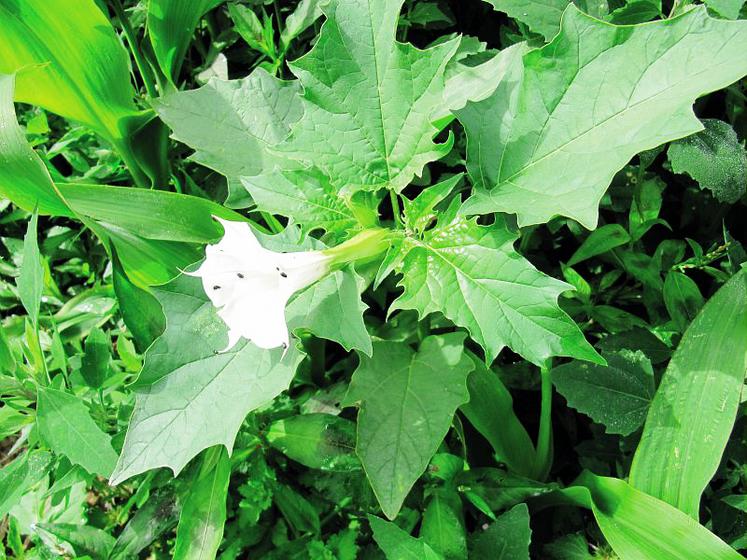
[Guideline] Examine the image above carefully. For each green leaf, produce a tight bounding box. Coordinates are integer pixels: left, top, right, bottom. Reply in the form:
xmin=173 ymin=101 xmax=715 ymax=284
xmin=0 ymin=73 xmax=241 ymax=285
xmin=663 ymin=270 xmax=704 ymax=332
xmin=470 ymin=503 xmax=531 ymax=560
xmin=0 ymin=74 xmax=70 ymax=216
xmin=483 ymin=0 xmax=569 ymax=41
xmin=173 ymin=449 xmax=231 ymax=560
xmin=0 ymin=0 xmax=154 ymax=185
xmin=277 ymin=0 xmax=459 ymax=195
xmin=287 ymin=265 xmax=372 ymax=354
xmin=420 ymin=489 xmax=467 ymax=560
xmin=597 ymin=327 xmax=671 ymax=364
xmin=36 ymin=523 xmax=115 ymax=559
xmin=607 ymin=0 xmax=662 ymax=24
xmin=552 ymin=350 xmax=655 ymax=436
xmin=704 ymin=0 xmax=746 ymax=19
xmin=630 ymin=270 xmax=747 ymax=518
xmin=266 ymin=413 xmax=358 ymax=471
xmin=79 ymin=327 xmax=111 ymax=389
xmin=342 ymin=333 xmax=474 ymax=519
xmin=457 ymin=6 xmax=747 ymax=228
xmin=241 ymin=168 xmax=361 ymax=236
xmin=17 ymin=210 xmax=43 ymax=328
xmin=111 ymin=248 xmax=166 ymax=352
xmin=148 ymin=0 xmax=222 ymax=82
xmin=273 ymin=483 xmax=321 ymax=535
xmin=153 ymin=69 xmax=302 ymax=208
xmin=36 ymin=386 xmax=118 ymax=477
xmin=109 ymin=488 xmax=182 ymax=560
xmin=281 ymin=0 xmax=326 ymax=47
xmin=437 ymin=42 xmax=528 ymax=126
xmin=383 ymin=207 xmax=600 ymax=366
xmin=0 ymin=451 xmax=52 ymax=518
xmin=369 ymin=515 xmax=443 ymax=560
xmin=567 ymin=224 xmax=631 ymax=267
xmin=556 ymin=472 xmax=742 ymax=560
xmin=667 ymin=119 xmax=746 ymax=204
xmin=460 ymin=355 xmax=536 ymax=477
xmin=109 ymin=274 xmax=304 ymax=484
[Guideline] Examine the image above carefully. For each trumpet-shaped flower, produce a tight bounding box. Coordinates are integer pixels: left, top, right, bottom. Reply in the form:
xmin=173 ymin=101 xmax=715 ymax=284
xmin=189 ymin=218 xmax=389 ymax=353
xmin=189 ymin=218 xmax=333 ymax=351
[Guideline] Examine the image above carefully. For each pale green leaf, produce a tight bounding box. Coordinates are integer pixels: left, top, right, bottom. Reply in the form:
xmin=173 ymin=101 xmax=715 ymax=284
xmin=18 ymin=210 xmax=43 ymax=328
xmin=242 ymin=168 xmax=360 ymax=236
xmin=153 ymin=70 xmax=302 ymax=207
xmin=148 ymin=0 xmax=222 ymax=82
xmin=552 ymin=350 xmax=655 ymax=436
xmin=266 ymin=413 xmax=358 ymax=471
xmin=281 ymin=0 xmax=326 ymax=47
xmin=471 ymin=503 xmax=531 ymax=560
xmin=173 ymin=449 xmax=231 ymax=560
xmin=704 ymin=0 xmax=746 ymax=19
xmin=0 ymin=451 xmax=52 ymax=518
xmin=342 ymin=334 xmax=474 ymax=519
xmin=277 ymin=0 xmax=459 ymax=195
xmin=483 ymin=0 xmax=569 ymax=41
xmin=667 ymin=119 xmax=746 ymax=204
xmin=458 ymin=6 xmax=747 ymax=228
xmin=36 ymin=524 xmax=115 ymax=559
xmin=436 ymin=42 xmax=528 ymax=126
xmin=384 ymin=205 xmax=600 ymax=366
xmin=36 ymin=387 xmax=118 ymax=477
xmin=630 ymin=270 xmax=747 ymax=518
xmin=369 ymin=516 xmax=443 ymax=560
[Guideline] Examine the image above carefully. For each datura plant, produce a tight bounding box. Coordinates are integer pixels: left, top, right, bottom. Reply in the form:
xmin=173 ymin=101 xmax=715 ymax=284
xmin=1 ymin=0 xmax=747 ymax=558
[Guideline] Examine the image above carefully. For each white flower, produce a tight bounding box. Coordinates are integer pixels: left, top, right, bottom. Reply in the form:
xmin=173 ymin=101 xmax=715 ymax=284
xmin=188 ymin=217 xmax=332 ymax=352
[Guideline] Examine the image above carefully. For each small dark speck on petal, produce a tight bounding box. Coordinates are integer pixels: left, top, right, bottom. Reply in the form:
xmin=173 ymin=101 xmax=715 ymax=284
xmin=280 ymin=272 xmax=288 ymax=278
xmin=213 ymin=285 xmax=221 ymax=290
xmin=237 ymin=273 xmax=245 ymax=279
xmin=282 ymin=342 xmax=287 ymax=349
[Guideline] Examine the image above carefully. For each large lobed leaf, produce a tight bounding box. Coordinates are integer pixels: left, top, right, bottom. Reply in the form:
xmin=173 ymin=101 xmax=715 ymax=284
xmin=109 ymin=274 xmax=304 ymax=485
xmin=154 ymin=70 xmax=303 ymax=208
xmin=380 ymin=198 xmax=600 ymax=366
xmin=458 ymin=5 xmax=747 ymax=229
xmin=277 ymin=0 xmax=459 ymax=195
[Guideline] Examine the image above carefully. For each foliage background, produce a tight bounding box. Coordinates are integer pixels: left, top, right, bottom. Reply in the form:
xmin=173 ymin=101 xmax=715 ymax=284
xmin=1 ymin=0 xmax=746 ymax=558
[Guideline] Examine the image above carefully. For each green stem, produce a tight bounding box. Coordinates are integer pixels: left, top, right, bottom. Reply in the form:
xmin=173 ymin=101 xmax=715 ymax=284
xmin=534 ymin=366 xmax=554 ymax=480
xmin=110 ymin=0 xmax=158 ymax=98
